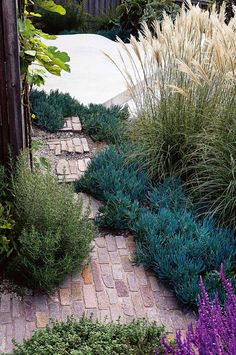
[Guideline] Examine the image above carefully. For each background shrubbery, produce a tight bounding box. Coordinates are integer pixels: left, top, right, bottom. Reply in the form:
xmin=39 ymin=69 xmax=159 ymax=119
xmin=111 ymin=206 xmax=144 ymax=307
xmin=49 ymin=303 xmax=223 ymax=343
xmin=30 ymin=89 xmax=128 ymax=142
xmin=10 ymin=317 xmax=164 ymax=355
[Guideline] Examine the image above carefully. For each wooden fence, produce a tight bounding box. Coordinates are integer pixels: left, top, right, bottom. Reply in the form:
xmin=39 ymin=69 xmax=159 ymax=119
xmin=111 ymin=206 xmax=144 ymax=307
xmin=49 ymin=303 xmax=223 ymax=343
xmin=82 ymin=0 xmax=122 ymax=16
xmin=0 ymin=0 xmax=25 ymax=164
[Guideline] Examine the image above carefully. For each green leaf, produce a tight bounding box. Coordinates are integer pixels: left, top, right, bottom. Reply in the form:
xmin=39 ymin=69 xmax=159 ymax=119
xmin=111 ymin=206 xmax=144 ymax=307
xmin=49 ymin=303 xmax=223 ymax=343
xmin=24 ymin=50 xmax=36 ymax=56
xmin=35 ymin=0 xmax=66 ymax=15
xmin=47 ymin=46 xmax=70 ymax=64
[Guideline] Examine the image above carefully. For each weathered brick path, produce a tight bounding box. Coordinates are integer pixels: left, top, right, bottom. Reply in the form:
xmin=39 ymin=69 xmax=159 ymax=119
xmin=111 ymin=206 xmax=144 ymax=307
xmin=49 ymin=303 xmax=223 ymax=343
xmin=0 ymin=234 xmax=194 ymax=353
xmin=0 ymin=116 xmax=195 ymax=352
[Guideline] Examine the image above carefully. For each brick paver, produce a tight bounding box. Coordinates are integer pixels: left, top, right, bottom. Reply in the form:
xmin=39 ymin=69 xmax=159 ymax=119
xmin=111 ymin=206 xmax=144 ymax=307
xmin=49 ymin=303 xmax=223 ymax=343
xmin=59 ymin=117 xmax=82 ymax=132
xmin=0 ymin=235 xmax=195 ymax=353
xmin=56 ymin=158 xmax=91 ymax=182
xmin=47 ymin=137 xmax=90 ymax=156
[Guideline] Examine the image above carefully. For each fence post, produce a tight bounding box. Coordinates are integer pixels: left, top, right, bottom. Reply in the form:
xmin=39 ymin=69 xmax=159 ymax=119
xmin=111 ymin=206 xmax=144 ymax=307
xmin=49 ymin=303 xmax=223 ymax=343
xmin=0 ymin=0 xmax=25 ymax=164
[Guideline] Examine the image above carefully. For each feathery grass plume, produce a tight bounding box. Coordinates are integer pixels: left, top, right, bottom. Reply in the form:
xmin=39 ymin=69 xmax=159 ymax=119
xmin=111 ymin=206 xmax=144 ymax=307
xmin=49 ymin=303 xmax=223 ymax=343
xmin=107 ymin=1 xmax=236 ymax=179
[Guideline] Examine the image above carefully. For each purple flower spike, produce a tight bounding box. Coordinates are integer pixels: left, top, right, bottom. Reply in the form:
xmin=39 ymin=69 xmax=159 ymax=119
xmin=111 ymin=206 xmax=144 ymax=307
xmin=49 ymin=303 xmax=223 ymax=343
xmin=162 ymin=269 xmax=236 ymax=354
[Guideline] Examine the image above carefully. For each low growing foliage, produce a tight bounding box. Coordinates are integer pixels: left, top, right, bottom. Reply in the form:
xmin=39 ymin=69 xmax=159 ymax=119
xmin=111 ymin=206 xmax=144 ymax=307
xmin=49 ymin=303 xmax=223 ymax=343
xmin=30 ymin=89 xmax=128 ymax=142
xmin=7 ymin=156 xmax=93 ymax=292
xmin=80 ymin=104 xmax=129 ymax=143
xmin=11 ymin=317 xmax=164 ymax=355
xmin=132 ymin=181 xmax=236 ymax=305
xmin=76 ymin=145 xmax=151 ymax=203
xmin=96 ymin=192 xmax=141 ymax=230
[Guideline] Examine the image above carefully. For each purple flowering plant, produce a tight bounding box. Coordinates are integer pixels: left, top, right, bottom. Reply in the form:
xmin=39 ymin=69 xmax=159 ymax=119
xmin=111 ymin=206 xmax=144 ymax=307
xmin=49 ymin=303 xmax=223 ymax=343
xmin=159 ymin=266 xmax=236 ymax=354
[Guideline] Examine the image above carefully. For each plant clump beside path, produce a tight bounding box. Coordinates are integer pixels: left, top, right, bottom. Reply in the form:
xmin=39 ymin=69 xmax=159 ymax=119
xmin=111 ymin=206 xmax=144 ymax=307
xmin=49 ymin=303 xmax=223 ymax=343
xmin=9 ymin=318 xmax=165 ymax=355
xmin=160 ymin=269 xmax=236 ymax=354
xmin=76 ymin=145 xmax=236 ymax=306
xmin=3 ymin=155 xmax=93 ymax=293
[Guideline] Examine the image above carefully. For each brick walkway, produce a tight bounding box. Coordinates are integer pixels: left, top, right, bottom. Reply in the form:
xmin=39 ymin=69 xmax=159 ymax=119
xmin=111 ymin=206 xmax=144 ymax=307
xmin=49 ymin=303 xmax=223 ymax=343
xmin=48 ymin=137 xmax=90 ymax=156
xmin=0 ymin=117 xmax=195 ymax=352
xmin=0 ymin=234 xmax=194 ymax=353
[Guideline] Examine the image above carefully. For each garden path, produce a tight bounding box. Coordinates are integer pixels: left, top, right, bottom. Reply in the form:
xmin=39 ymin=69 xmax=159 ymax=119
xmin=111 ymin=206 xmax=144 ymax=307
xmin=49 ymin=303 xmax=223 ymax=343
xmin=0 ymin=234 xmax=194 ymax=353
xmin=0 ymin=117 xmax=195 ymax=353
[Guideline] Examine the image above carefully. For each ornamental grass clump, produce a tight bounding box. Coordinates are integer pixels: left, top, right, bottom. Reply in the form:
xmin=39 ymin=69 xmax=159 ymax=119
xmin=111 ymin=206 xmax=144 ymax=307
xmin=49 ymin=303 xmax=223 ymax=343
xmin=108 ymin=2 xmax=236 ymax=179
xmin=160 ymin=268 xmax=236 ymax=354
xmin=185 ymin=121 xmax=236 ymax=232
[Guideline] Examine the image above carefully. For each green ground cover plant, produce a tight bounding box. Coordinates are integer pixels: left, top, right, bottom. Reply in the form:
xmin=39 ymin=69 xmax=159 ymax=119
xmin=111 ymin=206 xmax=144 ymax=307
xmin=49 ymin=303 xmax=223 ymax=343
xmin=30 ymin=89 xmax=128 ymax=142
xmin=6 ymin=156 xmax=93 ymax=293
xmin=76 ymin=145 xmax=236 ymax=306
xmin=10 ymin=317 xmax=164 ymax=355
xmin=81 ymin=104 xmax=129 ymax=143
xmin=76 ymin=145 xmax=151 ymax=202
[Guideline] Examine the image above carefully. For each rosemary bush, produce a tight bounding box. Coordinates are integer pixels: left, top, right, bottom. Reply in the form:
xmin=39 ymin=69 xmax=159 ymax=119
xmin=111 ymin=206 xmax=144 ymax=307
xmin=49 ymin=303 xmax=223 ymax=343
xmin=7 ymin=156 xmax=93 ymax=292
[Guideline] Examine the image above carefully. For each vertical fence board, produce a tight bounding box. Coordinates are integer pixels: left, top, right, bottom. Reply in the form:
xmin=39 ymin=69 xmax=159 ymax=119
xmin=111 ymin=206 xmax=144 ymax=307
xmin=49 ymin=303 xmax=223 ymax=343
xmin=0 ymin=0 xmax=25 ymax=164
xmin=83 ymin=0 xmax=122 ymax=15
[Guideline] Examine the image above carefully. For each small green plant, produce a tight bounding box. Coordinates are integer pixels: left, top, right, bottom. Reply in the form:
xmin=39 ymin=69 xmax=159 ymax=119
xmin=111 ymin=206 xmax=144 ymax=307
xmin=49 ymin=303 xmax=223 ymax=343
xmin=96 ymin=192 xmax=141 ymax=231
xmin=11 ymin=317 xmax=165 ymax=355
xmin=80 ymin=104 xmax=129 ymax=143
xmin=0 ymin=166 xmax=16 ymax=261
xmin=76 ymin=145 xmax=150 ymax=202
xmin=7 ymin=155 xmax=93 ymax=292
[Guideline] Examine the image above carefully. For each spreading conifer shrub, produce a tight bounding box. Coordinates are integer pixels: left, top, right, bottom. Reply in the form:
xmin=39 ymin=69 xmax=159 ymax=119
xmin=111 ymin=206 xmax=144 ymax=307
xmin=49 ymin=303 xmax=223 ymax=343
xmin=30 ymin=89 xmax=86 ymax=132
xmin=76 ymin=145 xmax=151 ymax=203
xmin=132 ymin=180 xmax=236 ymax=306
xmin=96 ymin=192 xmax=142 ymax=231
xmin=30 ymin=89 xmax=128 ymax=142
xmin=80 ymin=103 xmax=129 ymax=143
xmin=7 ymin=156 xmax=93 ymax=293
xmin=160 ymin=269 xmax=236 ymax=354
xmin=10 ymin=317 xmax=164 ymax=355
